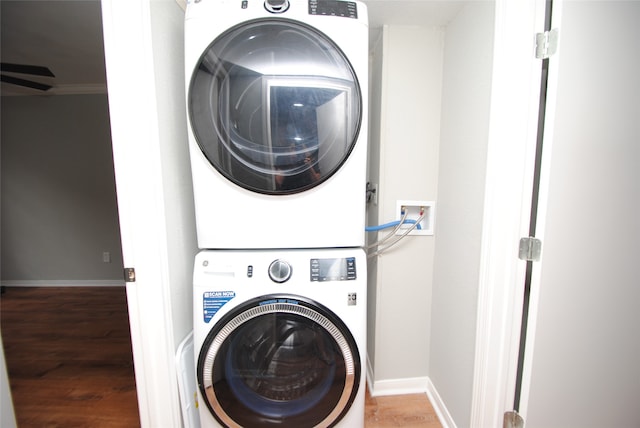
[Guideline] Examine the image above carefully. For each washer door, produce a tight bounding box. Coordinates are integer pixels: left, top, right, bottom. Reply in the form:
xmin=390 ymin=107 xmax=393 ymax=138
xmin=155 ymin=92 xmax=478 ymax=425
xmin=197 ymin=295 xmax=361 ymax=427
xmin=188 ymin=19 xmax=362 ymax=195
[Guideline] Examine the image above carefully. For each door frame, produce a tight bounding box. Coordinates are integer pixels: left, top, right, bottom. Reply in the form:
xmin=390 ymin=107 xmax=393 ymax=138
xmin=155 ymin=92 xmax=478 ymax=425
xmin=511 ymin=0 xmax=563 ymax=420
xmin=470 ymin=0 xmax=548 ymax=426
xmin=101 ymin=1 xmax=185 ymax=426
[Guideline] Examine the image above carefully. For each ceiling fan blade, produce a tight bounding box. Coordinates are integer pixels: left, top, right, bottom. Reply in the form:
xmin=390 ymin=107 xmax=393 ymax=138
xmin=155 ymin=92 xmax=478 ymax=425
xmin=1 ymin=74 xmax=52 ymax=91
xmin=0 ymin=62 xmax=55 ymax=77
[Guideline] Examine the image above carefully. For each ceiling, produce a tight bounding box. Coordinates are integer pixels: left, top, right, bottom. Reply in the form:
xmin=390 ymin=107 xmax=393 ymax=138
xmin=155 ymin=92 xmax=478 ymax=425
xmin=1 ymin=0 xmax=107 ymax=96
xmin=0 ymin=0 xmax=463 ymax=96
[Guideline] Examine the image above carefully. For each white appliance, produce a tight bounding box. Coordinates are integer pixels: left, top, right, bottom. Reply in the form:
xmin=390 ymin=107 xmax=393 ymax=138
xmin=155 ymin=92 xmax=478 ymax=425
xmin=185 ymin=0 xmax=369 ymax=250
xmin=193 ymin=248 xmax=366 ymax=427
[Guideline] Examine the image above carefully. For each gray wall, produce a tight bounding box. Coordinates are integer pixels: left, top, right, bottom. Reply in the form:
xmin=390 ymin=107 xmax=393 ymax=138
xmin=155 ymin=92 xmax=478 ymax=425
xmin=1 ymin=94 xmax=123 ymax=283
xmin=366 ymin=28 xmax=383 ymax=375
xmin=366 ymin=24 xmax=443 ymax=389
xmin=429 ymin=2 xmax=494 ymax=426
xmin=366 ymin=4 xmax=495 ymax=413
xmin=525 ymin=2 xmax=640 ymax=426
xmin=149 ymin=0 xmax=197 ymax=353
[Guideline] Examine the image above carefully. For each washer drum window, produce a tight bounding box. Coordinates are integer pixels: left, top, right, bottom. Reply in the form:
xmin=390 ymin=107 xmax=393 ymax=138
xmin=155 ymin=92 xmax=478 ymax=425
xmin=197 ymin=295 xmax=361 ymax=427
xmin=188 ymin=19 xmax=362 ymax=194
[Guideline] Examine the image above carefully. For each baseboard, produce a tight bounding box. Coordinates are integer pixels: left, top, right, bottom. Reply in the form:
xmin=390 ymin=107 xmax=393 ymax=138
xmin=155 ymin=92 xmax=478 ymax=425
xmin=366 ymin=355 xmax=375 ymax=394
xmin=0 ymin=280 xmax=125 ymax=287
xmin=425 ymin=377 xmax=457 ymax=428
xmin=369 ymin=376 xmax=430 ymax=397
xmin=365 ymin=356 xmax=456 ymax=428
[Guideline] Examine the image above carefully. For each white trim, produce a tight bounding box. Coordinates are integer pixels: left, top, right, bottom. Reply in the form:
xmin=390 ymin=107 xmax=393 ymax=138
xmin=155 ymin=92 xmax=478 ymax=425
xmin=0 ymin=280 xmax=124 ymax=287
xmin=366 ymin=354 xmax=429 ymax=397
xmin=369 ymin=376 xmax=429 ymax=397
xmin=48 ymin=84 xmax=108 ymax=95
xmin=101 ymin=1 xmax=183 ymax=427
xmin=174 ymin=0 xmax=186 ymax=12
xmin=0 ymin=84 xmax=108 ymax=97
xmin=1 ymin=331 xmax=17 ymax=428
xmin=517 ymin=0 xmax=563 ymax=421
xmin=470 ymin=0 xmax=547 ymax=426
xmin=366 ymin=354 xmax=375 ymax=395
xmin=425 ymin=377 xmax=457 ymax=428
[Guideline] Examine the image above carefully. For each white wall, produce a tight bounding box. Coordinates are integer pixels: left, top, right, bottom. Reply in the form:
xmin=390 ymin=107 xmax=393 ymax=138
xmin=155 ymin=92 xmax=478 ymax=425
xmin=367 ymin=24 xmax=443 ymax=391
xmin=429 ymin=3 xmax=495 ymax=425
xmin=0 ymin=94 xmax=124 ymax=284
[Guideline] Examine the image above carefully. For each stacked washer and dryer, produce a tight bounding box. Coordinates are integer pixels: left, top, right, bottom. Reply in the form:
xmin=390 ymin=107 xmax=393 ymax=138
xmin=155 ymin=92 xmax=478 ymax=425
xmin=185 ymin=0 xmax=369 ymax=426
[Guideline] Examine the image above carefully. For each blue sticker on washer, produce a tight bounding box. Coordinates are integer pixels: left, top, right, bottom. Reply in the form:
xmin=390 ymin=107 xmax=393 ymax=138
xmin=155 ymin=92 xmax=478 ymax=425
xmin=202 ymin=291 xmax=235 ymax=323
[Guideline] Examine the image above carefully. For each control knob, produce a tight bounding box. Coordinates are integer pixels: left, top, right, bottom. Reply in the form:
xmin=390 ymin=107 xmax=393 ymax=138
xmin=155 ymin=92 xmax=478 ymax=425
xmin=265 ymin=0 xmax=289 ymax=13
xmin=268 ymin=259 xmax=292 ymax=283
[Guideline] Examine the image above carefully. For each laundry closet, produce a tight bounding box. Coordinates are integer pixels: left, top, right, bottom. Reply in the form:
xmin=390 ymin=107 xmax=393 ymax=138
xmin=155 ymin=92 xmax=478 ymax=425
xmin=364 ymin=2 xmax=497 ymax=425
xmin=102 ymin=1 xmax=525 ymax=426
xmin=103 ymin=0 xmax=619 ymax=427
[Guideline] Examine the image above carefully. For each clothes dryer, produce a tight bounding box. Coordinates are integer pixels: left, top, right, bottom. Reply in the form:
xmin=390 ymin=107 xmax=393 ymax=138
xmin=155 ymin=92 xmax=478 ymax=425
xmin=185 ymin=0 xmax=369 ymax=249
xmin=193 ymin=248 xmax=366 ymax=427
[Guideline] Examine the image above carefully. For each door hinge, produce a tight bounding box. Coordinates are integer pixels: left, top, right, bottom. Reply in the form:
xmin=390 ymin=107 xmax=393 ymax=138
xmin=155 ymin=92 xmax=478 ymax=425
xmin=124 ymin=267 xmax=136 ymax=283
xmin=519 ymin=237 xmax=542 ymax=261
xmin=504 ymin=410 xmax=524 ymax=428
xmin=535 ymin=28 xmax=559 ymax=59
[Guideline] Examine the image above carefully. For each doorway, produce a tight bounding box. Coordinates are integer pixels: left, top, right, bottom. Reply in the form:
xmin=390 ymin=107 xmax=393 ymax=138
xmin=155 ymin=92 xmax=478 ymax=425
xmin=0 ymin=2 xmax=138 ymax=425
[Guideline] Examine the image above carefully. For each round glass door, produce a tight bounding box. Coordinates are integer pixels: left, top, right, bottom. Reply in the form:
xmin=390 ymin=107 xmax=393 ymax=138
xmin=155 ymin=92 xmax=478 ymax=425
xmin=188 ymin=19 xmax=362 ymax=194
xmin=197 ymin=295 xmax=361 ymax=427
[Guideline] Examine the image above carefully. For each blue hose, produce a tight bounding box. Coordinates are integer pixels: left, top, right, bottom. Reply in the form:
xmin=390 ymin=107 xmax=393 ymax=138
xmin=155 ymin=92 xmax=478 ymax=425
xmin=365 ymin=219 xmax=421 ymax=232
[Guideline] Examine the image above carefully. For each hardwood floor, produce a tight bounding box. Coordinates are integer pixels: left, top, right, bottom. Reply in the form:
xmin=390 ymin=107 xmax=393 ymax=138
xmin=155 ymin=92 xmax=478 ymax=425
xmin=365 ymin=387 xmax=442 ymax=428
xmin=1 ymin=286 xmax=140 ymax=428
xmin=2 ymin=286 xmax=441 ymax=427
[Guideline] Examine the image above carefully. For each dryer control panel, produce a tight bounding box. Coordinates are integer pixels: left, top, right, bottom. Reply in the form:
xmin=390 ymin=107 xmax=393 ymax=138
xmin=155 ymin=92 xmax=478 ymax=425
xmin=310 ymin=257 xmax=357 ymax=281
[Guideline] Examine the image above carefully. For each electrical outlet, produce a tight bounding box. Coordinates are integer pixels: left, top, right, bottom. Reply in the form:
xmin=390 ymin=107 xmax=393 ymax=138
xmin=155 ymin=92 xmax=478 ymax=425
xmin=396 ymin=200 xmax=435 ymax=236
xmin=103 ymin=251 xmax=111 ymax=263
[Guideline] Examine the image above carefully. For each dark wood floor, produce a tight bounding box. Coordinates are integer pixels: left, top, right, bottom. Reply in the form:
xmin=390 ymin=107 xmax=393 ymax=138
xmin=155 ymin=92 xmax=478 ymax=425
xmin=2 ymin=286 xmax=441 ymax=427
xmin=1 ymin=286 xmax=140 ymax=428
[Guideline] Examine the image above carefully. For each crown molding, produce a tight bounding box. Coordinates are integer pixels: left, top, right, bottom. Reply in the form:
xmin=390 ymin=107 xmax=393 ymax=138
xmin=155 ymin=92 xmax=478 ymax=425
xmin=1 ymin=83 xmax=107 ymax=97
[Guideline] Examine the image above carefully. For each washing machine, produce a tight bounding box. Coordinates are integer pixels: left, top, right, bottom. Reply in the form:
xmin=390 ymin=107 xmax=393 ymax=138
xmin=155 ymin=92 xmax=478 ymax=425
xmin=185 ymin=0 xmax=369 ymax=250
xmin=193 ymin=248 xmax=366 ymax=427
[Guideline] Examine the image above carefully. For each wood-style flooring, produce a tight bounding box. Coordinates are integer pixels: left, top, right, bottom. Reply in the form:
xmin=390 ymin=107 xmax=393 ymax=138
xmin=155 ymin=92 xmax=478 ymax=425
xmin=365 ymin=387 xmax=442 ymax=428
xmin=1 ymin=286 xmax=140 ymax=428
xmin=2 ymin=286 xmax=441 ymax=427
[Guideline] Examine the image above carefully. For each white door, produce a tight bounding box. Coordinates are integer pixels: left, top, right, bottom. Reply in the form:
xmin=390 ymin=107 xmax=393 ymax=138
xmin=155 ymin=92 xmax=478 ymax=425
xmin=518 ymin=1 xmax=640 ymax=426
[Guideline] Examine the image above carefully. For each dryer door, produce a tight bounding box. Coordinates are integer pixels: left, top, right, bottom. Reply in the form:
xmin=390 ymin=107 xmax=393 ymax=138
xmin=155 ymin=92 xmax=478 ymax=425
xmin=188 ymin=19 xmax=362 ymax=195
xmin=197 ymin=295 xmax=361 ymax=427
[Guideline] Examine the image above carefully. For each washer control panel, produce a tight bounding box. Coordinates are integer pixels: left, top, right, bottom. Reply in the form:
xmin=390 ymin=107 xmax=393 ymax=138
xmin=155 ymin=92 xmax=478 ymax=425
xmin=310 ymin=257 xmax=357 ymax=281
